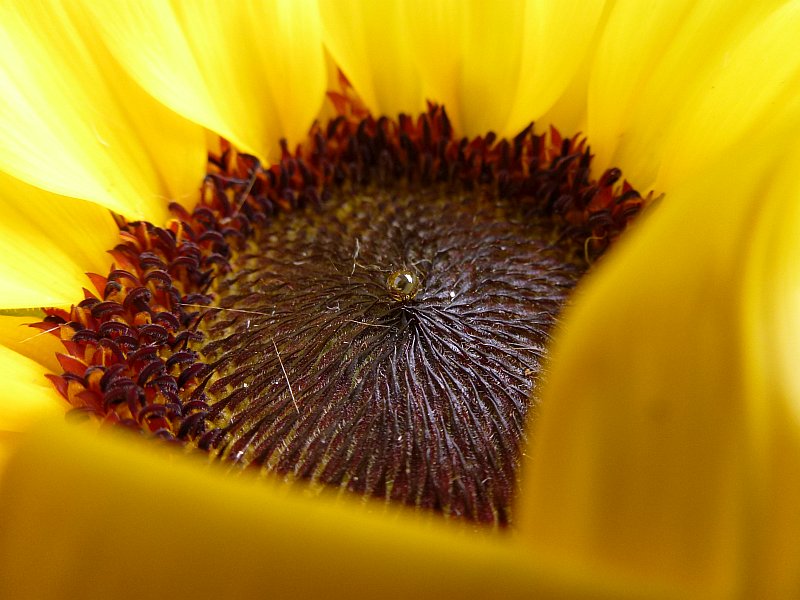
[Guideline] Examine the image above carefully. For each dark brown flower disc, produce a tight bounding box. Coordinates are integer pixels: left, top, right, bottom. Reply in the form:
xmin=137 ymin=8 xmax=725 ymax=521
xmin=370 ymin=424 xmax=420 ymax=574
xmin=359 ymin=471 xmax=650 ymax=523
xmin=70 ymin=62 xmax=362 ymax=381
xmin=41 ymin=105 xmax=645 ymax=526
xmin=198 ymin=185 xmax=582 ymax=523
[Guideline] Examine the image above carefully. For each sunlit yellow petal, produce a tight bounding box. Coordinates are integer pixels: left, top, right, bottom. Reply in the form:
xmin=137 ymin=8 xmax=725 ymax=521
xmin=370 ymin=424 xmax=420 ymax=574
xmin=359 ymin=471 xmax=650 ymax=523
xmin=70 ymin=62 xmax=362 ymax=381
xmin=0 ymin=316 xmax=61 ymax=373
xmin=381 ymin=0 xmax=606 ymax=138
xmin=83 ymin=0 xmax=326 ymax=164
xmin=0 ymin=171 xmax=117 ymax=309
xmin=400 ymin=0 xmax=523 ymax=137
xmin=0 ymin=2 xmax=205 ymax=222
xmin=0 ymin=348 xmax=63 ymax=433
xmin=318 ymin=0 xmax=425 ymax=119
xmin=588 ymin=0 xmax=793 ymax=190
xmin=655 ymin=0 xmax=800 ymax=190
xmin=529 ymin=9 xmax=607 ymax=138
xmin=0 ymin=419 xmax=677 ymax=599
xmin=503 ymin=0 xmax=606 ymax=137
xmin=519 ymin=120 xmax=800 ymax=596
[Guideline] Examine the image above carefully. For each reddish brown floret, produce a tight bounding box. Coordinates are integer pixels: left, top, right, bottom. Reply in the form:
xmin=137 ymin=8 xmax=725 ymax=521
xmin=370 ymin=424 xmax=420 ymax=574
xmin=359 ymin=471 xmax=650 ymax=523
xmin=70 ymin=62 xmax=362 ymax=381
xmin=39 ymin=104 xmax=648 ymax=520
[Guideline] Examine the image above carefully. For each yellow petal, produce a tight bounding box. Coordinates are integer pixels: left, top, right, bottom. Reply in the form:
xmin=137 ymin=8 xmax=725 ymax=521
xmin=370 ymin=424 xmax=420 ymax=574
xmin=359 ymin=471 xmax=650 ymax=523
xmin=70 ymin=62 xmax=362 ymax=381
xmin=0 ymin=419 xmax=678 ymax=599
xmin=736 ymin=127 xmax=800 ymax=597
xmin=0 ymin=2 xmax=206 ymax=222
xmin=655 ymin=0 xmax=800 ymax=190
xmin=0 ymin=316 xmax=61 ymax=373
xmin=0 ymin=347 xmax=63 ymax=433
xmin=0 ymin=171 xmax=117 ymax=309
xmin=82 ymin=0 xmax=327 ymax=164
xmin=401 ymin=0 xmax=521 ymax=137
xmin=518 ymin=118 xmax=800 ymax=596
xmin=0 ymin=432 xmax=21 ymax=484
xmin=319 ymin=0 xmax=426 ymax=118
xmin=503 ymin=0 xmax=607 ymax=137
xmin=375 ymin=0 xmax=606 ymax=138
xmin=529 ymin=6 xmax=609 ymax=139
xmin=587 ymin=0 xmax=794 ymax=190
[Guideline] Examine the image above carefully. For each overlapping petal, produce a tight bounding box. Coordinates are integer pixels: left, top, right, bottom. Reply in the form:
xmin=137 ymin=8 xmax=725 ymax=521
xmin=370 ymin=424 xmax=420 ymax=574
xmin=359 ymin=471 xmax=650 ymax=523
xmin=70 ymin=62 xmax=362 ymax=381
xmin=0 ymin=1 xmax=206 ymax=222
xmin=0 ymin=418 xmax=676 ymax=600
xmin=0 ymin=171 xmax=117 ymax=309
xmin=654 ymin=0 xmax=800 ymax=190
xmin=0 ymin=348 xmax=63 ymax=435
xmin=319 ymin=0 xmax=425 ymax=119
xmin=83 ymin=0 xmax=327 ymax=164
xmin=519 ymin=120 xmax=800 ymax=596
xmin=1 ymin=0 xmax=799 ymax=596
xmin=0 ymin=314 xmax=63 ymax=460
xmin=0 ymin=315 xmax=61 ymax=373
xmin=320 ymin=0 xmax=606 ymax=138
xmin=587 ymin=0 xmax=800 ymax=191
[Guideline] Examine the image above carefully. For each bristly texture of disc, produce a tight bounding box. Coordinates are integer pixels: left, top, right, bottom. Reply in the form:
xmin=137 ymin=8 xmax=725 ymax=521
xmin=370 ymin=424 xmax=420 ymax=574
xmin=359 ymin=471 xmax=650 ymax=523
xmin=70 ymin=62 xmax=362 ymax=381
xmin=41 ymin=104 xmax=647 ymax=525
xmin=198 ymin=186 xmax=581 ymax=523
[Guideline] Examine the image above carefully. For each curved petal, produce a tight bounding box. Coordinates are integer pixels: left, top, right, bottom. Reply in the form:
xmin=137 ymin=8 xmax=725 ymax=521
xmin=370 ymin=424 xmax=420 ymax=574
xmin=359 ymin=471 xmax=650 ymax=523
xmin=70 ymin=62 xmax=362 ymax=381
xmin=319 ymin=0 xmax=425 ymax=119
xmin=0 ymin=419 xmax=677 ymax=599
xmin=410 ymin=0 xmax=608 ymax=138
xmin=82 ymin=0 xmax=327 ymax=164
xmin=0 ymin=2 xmax=206 ymax=222
xmin=0 ymin=432 xmax=20 ymax=484
xmin=529 ymin=4 xmax=611 ymax=139
xmin=0 ymin=171 xmax=117 ymax=309
xmin=0 ymin=316 xmax=61 ymax=373
xmin=0 ymin=348 xmax=63 ymax=433
xmin=323 ymin=0 xmax=605 ymax=138
xmin=503 ymin=0 xmax=607 ymax=137
xmin=518 ymin=120 xmax=800 ymax=596
xmin=587 ymin=0 xmax=795 ymax=191
xmin=655 ymin=0 xmax=800 ymax=190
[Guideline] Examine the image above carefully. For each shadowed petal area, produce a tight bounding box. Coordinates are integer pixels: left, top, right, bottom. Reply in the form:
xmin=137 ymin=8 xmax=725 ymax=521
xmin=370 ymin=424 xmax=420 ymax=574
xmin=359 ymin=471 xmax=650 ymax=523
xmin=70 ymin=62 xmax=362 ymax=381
xmin=0 ymin=419 xmax=678 ymax=599
xmin=0 ymin=2 xmax=206 ymax=222
xmin=83 ymin=0 xmax=327 ymax=164
xmin=0 ymin=315 xmax=61 ymax=373
xmin=519 ymin=121 xmax=800 ymax=596
xmin=0 ymin=348 xmax=63 ymax=434
xmin=0 ymin=432 xmax=19 ymax=481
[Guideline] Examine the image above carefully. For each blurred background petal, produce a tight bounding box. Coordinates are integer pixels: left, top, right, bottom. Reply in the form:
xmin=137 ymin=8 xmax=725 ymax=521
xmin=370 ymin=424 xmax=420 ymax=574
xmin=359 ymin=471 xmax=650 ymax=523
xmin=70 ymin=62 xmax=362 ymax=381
xmin=519 ymin=115 xmax=800 ymax=596
xmin=0 ymin=419 xmax=677 ymax=599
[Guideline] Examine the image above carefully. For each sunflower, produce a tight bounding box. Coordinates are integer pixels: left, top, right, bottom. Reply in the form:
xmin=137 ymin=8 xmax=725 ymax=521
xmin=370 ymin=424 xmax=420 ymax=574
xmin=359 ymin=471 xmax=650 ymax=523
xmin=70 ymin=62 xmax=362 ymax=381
xmin=2 ymin=0 xmax=800 ymax=597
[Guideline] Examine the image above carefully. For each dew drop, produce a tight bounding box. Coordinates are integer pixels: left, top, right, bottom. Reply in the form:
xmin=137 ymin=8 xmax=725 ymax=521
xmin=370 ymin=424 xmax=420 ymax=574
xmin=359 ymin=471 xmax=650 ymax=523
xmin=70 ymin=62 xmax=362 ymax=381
xmin=386 ymin=268 xmax=421 ymax=301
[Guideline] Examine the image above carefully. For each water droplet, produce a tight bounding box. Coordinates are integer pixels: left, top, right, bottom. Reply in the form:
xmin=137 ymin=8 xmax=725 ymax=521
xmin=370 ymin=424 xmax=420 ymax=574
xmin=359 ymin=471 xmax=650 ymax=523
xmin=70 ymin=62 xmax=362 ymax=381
xmin=386 ymin=268 xmax=421 ymax=301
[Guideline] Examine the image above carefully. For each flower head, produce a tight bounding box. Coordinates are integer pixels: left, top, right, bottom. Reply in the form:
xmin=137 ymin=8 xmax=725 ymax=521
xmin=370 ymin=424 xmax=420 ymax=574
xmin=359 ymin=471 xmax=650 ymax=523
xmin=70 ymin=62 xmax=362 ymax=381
xmin=2 ymin=1 xmax=800 ymax=597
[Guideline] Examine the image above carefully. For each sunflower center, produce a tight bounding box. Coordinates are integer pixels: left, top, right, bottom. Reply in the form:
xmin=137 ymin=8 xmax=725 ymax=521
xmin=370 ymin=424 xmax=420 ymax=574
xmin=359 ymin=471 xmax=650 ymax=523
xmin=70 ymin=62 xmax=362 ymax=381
xmin=195 ymin=185 xmax=581 ymax=522
xmin=42 ymin=106 xmax=645 ymax=526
